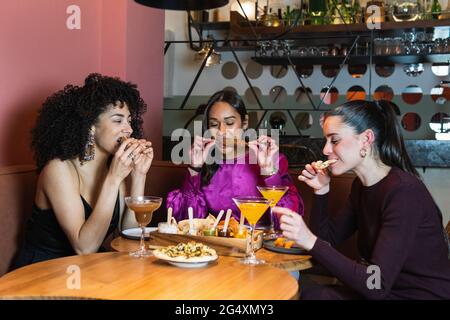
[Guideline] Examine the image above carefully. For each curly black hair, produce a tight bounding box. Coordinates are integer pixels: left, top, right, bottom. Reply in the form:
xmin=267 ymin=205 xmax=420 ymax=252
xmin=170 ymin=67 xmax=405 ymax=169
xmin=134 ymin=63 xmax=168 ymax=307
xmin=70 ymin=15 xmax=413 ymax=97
xmin=31 ymin=73 xmax=147 ymax=171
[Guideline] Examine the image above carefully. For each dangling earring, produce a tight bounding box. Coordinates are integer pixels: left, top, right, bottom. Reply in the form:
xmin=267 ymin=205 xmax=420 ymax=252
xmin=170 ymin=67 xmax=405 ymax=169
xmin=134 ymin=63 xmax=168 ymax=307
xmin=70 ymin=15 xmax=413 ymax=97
xmin=81 ymin=132 xmax=95 ymax=165
xmin=360 ymin=148 xmax=367 ymax=158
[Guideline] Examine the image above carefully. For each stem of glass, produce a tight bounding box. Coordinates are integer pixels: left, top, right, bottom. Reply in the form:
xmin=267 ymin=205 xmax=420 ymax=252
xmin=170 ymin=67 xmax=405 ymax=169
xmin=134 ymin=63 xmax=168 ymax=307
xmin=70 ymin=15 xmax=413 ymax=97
xmin=249 ymin=224 xmax=256 ymax=260
xmin=269 ymin=207 xmax=275 ymax=235
xmin=139 ymin=225 xmax=145 ymax=253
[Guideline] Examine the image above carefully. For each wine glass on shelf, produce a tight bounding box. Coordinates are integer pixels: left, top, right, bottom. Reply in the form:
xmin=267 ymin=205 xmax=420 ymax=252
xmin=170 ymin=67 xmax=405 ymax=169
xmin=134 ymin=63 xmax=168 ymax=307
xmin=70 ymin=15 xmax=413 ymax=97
xmin=125 ymin=196 xmax=162 ymax=258
xmin=256 ymin=185 xmax=289 ymax=240
xmin=232 ymin=196 xmax=270 ymax=265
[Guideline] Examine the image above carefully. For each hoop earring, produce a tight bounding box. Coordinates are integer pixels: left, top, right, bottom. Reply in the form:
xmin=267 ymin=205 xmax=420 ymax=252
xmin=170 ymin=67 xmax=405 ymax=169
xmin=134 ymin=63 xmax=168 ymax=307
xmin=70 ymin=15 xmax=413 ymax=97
xmin=81 ymin=132 xmax=95 ymax=164
xmin=360 ymin=148 xmax=367 ymax=158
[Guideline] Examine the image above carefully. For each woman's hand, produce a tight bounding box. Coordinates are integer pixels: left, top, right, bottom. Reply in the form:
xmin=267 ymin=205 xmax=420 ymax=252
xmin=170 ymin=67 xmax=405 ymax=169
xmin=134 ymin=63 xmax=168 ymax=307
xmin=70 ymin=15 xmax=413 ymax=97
xmin=298 ymin=162 xmax=331 ymax=194
xmin=189 ymin=136 xmax=215 ymax=173
xmin=131 ymin=139 xmax=153 ymax=177
xmin=109 ymin=138 xmax=143 ymax=183
xmin=272 ymin=206 xmax=317 ymax=251
xmin=248 ymin=135 xmax=279 ymax=176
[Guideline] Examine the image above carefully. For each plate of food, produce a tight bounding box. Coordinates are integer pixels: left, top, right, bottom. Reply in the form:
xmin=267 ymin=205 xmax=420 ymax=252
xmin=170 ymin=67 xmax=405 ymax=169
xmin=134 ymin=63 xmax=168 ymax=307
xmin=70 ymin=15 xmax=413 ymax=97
xmin=263 ymin=237 xmax=307 ymax=255
xmin=121 ymin=227 xmax=158 ymax=240
xmin=153 ymin=241 xmax=218 ymax=268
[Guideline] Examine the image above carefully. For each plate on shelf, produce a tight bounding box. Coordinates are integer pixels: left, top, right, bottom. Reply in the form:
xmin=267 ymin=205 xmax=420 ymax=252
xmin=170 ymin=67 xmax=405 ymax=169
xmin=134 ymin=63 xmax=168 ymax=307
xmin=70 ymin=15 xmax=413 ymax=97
xmin=153 ymin=250 xmax=218 ymax=268
xmin=263 ymin=239 xmax=307 ymax=255
xmin=121 ymin=227 xmax=158 ymax=240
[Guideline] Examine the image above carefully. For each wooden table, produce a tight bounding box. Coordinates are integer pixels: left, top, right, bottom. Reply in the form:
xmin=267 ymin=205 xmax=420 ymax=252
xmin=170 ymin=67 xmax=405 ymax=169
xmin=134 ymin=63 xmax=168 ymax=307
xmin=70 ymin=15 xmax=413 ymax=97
xmin=0 ymin=252 xmax=298 ymax=300
xmin=111 ymin=236 xmax=313 ymax=272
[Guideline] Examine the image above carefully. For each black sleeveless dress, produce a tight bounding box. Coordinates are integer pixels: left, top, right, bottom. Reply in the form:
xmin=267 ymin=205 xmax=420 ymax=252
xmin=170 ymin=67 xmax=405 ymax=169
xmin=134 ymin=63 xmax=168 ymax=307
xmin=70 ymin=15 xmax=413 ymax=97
xmin=12 ymin=194 xmax=120 ymax=269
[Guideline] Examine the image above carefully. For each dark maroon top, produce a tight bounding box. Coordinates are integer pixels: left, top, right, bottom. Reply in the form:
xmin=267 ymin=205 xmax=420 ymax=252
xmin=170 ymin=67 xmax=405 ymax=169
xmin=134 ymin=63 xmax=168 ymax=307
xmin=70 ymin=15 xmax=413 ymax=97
xmin=309 ymin=167 xmax=450 ymax=299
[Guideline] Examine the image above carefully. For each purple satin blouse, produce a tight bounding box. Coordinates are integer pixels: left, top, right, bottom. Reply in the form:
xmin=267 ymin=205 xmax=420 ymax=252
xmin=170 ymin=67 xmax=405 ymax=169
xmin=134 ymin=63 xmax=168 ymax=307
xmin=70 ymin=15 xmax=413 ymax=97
xmin=166 ymin=153 xmax=304 ymax=229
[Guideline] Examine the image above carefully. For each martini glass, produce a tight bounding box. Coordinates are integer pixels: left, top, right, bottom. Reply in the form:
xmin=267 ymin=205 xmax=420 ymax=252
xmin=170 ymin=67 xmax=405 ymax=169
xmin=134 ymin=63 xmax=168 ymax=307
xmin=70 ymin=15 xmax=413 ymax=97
xmin=125 ymin=196 xmax=162 ymax=258
xmin=232 ymin=197 xmax=270 ymax=265
xmin=257 ymin=186 xmax=289 ymax=240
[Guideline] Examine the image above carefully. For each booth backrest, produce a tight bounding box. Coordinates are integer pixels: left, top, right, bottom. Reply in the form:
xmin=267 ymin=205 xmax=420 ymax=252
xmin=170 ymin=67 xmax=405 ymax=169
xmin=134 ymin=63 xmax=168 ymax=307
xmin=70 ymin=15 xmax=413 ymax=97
xmin=0 ymin=165 xmax=37 ymax=276
xmin=144 ymin=161 xmax=188 ymax=225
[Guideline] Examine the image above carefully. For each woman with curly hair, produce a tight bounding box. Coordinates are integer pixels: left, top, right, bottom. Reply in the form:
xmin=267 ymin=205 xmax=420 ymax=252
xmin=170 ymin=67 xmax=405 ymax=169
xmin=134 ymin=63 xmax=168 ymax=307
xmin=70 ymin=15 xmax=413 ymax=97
xmin=13 ymin=73 xmax=153 ymax=268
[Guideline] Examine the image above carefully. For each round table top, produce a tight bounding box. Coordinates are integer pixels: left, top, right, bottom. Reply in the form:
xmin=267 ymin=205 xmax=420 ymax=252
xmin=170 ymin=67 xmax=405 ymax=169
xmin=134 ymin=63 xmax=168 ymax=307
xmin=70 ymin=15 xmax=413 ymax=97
xmin=111 ymin=236 xmax=313 ymax=272
xmin=0 ymin=252 xmax=299 ymax=300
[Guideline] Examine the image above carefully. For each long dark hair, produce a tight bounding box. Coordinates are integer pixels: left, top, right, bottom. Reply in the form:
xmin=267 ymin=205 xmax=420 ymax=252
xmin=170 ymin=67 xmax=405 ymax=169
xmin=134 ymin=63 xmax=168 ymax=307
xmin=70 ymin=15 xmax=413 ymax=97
xmin=200 ymin=90 xmax=248 ymax=185
xmin=324 ymin=100 xmax=419 ymax=177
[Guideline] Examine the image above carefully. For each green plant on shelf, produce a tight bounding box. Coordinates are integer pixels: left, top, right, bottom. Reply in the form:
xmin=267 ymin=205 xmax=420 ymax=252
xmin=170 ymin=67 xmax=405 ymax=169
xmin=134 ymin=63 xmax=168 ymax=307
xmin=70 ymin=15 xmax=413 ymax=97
xmin=431 ymin=0 xmax=442 ymax=20
xmin=283 ymin=5 xmax=304 ymax=27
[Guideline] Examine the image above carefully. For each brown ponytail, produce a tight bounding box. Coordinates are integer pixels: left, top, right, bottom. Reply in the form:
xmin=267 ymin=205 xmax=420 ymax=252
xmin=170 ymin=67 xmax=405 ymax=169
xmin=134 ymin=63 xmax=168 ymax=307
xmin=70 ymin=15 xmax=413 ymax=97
xmin=325 ymin=100 xmax=419 ymax=177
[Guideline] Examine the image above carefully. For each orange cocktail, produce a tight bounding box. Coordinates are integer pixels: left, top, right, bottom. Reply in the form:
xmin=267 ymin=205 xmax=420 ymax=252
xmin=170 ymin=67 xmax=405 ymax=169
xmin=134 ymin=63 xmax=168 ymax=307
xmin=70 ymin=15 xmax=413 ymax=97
xmin=128 ymin=202 xmax=161 ymax=226
xmin=257 ymin=186 xmax=289 ymax=239
xmin=125 ymin=196 xmax=162 ymax=258
xmin=233 ymin=197 xmax=270 ymax=265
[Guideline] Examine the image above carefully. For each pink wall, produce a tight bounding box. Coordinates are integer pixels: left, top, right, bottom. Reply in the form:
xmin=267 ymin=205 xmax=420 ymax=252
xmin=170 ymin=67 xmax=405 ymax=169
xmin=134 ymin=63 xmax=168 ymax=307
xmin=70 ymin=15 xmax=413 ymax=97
xmin=0 ymin=0 xmax=164 ymax=166
xmin=126 ymin=0 xmax=164 ymax=158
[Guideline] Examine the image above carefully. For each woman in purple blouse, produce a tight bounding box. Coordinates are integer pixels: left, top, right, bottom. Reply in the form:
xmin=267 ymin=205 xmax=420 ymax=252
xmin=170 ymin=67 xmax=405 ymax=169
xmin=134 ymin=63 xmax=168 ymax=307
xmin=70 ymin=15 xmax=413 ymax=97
xmin=274 ymin=100 xmax=450 ymax=300
xmin=167 ymin=90 xmax=303 ymax=229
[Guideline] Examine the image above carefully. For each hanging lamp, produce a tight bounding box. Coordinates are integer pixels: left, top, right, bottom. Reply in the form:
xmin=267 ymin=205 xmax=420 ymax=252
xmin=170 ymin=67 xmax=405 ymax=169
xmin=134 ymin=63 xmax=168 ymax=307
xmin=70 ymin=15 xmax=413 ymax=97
xmin=134 ymin=0 xmax=229 ymax=11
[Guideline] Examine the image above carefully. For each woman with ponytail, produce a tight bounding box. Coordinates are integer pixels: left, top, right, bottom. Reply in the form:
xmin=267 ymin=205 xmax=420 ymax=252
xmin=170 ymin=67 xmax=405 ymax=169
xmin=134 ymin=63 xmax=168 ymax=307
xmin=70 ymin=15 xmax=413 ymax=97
xmin=274 ymin=100 xmax=450 ymax=299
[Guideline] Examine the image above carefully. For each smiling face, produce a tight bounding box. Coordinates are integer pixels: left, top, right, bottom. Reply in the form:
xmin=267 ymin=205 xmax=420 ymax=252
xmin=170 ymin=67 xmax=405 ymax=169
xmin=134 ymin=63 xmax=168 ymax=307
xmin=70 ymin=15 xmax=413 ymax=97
xmin=92 ymin=101 xmax=133 ymax=155
xmin=207 ymin=101 xmax=248 ymax=154
xmin=322 ymin=115 xmax=369 ymax=175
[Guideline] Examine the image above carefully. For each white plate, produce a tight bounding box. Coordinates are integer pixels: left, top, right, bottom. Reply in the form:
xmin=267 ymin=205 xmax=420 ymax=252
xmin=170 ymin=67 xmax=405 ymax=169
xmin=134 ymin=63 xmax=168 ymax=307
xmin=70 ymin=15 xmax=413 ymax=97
xmin=153 ymin=250 xmax=218 ymax=268
xmin=121 ymin=227 xmax=158 ymax=240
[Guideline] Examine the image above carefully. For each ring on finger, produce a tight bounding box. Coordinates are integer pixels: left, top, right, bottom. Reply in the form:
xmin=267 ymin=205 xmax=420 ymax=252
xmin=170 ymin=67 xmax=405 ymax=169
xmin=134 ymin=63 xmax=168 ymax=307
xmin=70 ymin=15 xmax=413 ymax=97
xmin=128 ymin=152 xmax=135 ymax=160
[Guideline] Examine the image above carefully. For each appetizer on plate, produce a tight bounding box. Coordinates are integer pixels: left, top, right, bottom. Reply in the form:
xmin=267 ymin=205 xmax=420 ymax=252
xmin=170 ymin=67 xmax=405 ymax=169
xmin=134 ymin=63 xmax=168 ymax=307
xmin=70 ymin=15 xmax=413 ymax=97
xmin=274 ymin=237 xmax=295 ymax=249
xmin=154 ymin=241 xmax=217 ymax=262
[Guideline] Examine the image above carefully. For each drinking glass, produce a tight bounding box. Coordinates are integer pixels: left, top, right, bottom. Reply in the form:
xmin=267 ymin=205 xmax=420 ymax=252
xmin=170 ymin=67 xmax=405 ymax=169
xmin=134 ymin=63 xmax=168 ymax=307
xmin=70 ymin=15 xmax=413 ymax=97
xmin=125 ymin=196 xmax=162 ymax=258
xmin=391 ymin=0 xmax=421 ymax=22
xmin=257 ymin=186 xmax=289 ymax=240
xmin=374 ymin=38 xmax=384 ymax=55
xmin=232 ymin=197 xmax=270 ymax=265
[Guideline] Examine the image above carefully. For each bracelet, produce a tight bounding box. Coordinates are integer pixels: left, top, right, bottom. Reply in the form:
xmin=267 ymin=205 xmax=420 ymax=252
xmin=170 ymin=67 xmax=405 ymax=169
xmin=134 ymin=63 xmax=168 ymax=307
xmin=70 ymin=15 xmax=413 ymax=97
xmin=188 ymin=165 xmax=202 ymax=173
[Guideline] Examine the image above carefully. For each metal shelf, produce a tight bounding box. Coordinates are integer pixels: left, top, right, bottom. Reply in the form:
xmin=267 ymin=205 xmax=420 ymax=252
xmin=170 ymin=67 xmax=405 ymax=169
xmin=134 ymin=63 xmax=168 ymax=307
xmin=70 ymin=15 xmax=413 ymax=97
xmin=194 ymin=12 xmax=450 ymax=34
xmin=252 ymin=54 xmax=450 ymax=65
xmin=229 ymin=11 xmax=450 ymax=37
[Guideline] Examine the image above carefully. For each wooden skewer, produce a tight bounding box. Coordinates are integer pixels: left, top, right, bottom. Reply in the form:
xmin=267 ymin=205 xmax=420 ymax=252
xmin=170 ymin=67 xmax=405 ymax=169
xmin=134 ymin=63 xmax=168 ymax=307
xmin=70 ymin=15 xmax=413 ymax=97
xmin=239 ymin=211 xmax=245 ymax=233
xmin=188 ymin=207 xmax=195 ymax=235
xmin=222 ymin=209 xmax=233 ymax=233
xmin=212 ymin=210 xmax=225 ymax=230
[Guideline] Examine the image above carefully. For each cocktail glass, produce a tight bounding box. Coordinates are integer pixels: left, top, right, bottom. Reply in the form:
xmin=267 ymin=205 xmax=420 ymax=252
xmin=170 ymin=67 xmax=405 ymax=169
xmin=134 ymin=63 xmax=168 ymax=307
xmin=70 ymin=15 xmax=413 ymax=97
xmin=232 ymin=197 xmax=270 ymax=265
xmin=257 ymin=186 xmax=289 ymax=240
xmin=125 ymin=196 xmax=162 ymax=258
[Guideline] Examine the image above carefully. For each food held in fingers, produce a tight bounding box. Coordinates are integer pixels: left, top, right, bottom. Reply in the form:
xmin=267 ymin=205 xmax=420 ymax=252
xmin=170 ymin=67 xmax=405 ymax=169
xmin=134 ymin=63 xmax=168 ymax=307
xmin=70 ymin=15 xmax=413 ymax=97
xmin=118 ymin=136 xmax=128 ymax=145
xmin=223 ymin=137 xmax=248 ymax=147
xmin=313 ymin=159 xmax=337 ymax=170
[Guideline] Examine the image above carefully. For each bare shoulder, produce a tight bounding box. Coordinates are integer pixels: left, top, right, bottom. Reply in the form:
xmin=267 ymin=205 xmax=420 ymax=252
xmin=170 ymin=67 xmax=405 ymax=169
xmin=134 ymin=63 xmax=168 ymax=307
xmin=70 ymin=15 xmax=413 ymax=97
xmin=39 ymin=159 xmax=79 ymax=189
xmin=35 ymin=159 xmax=80 ymax=208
